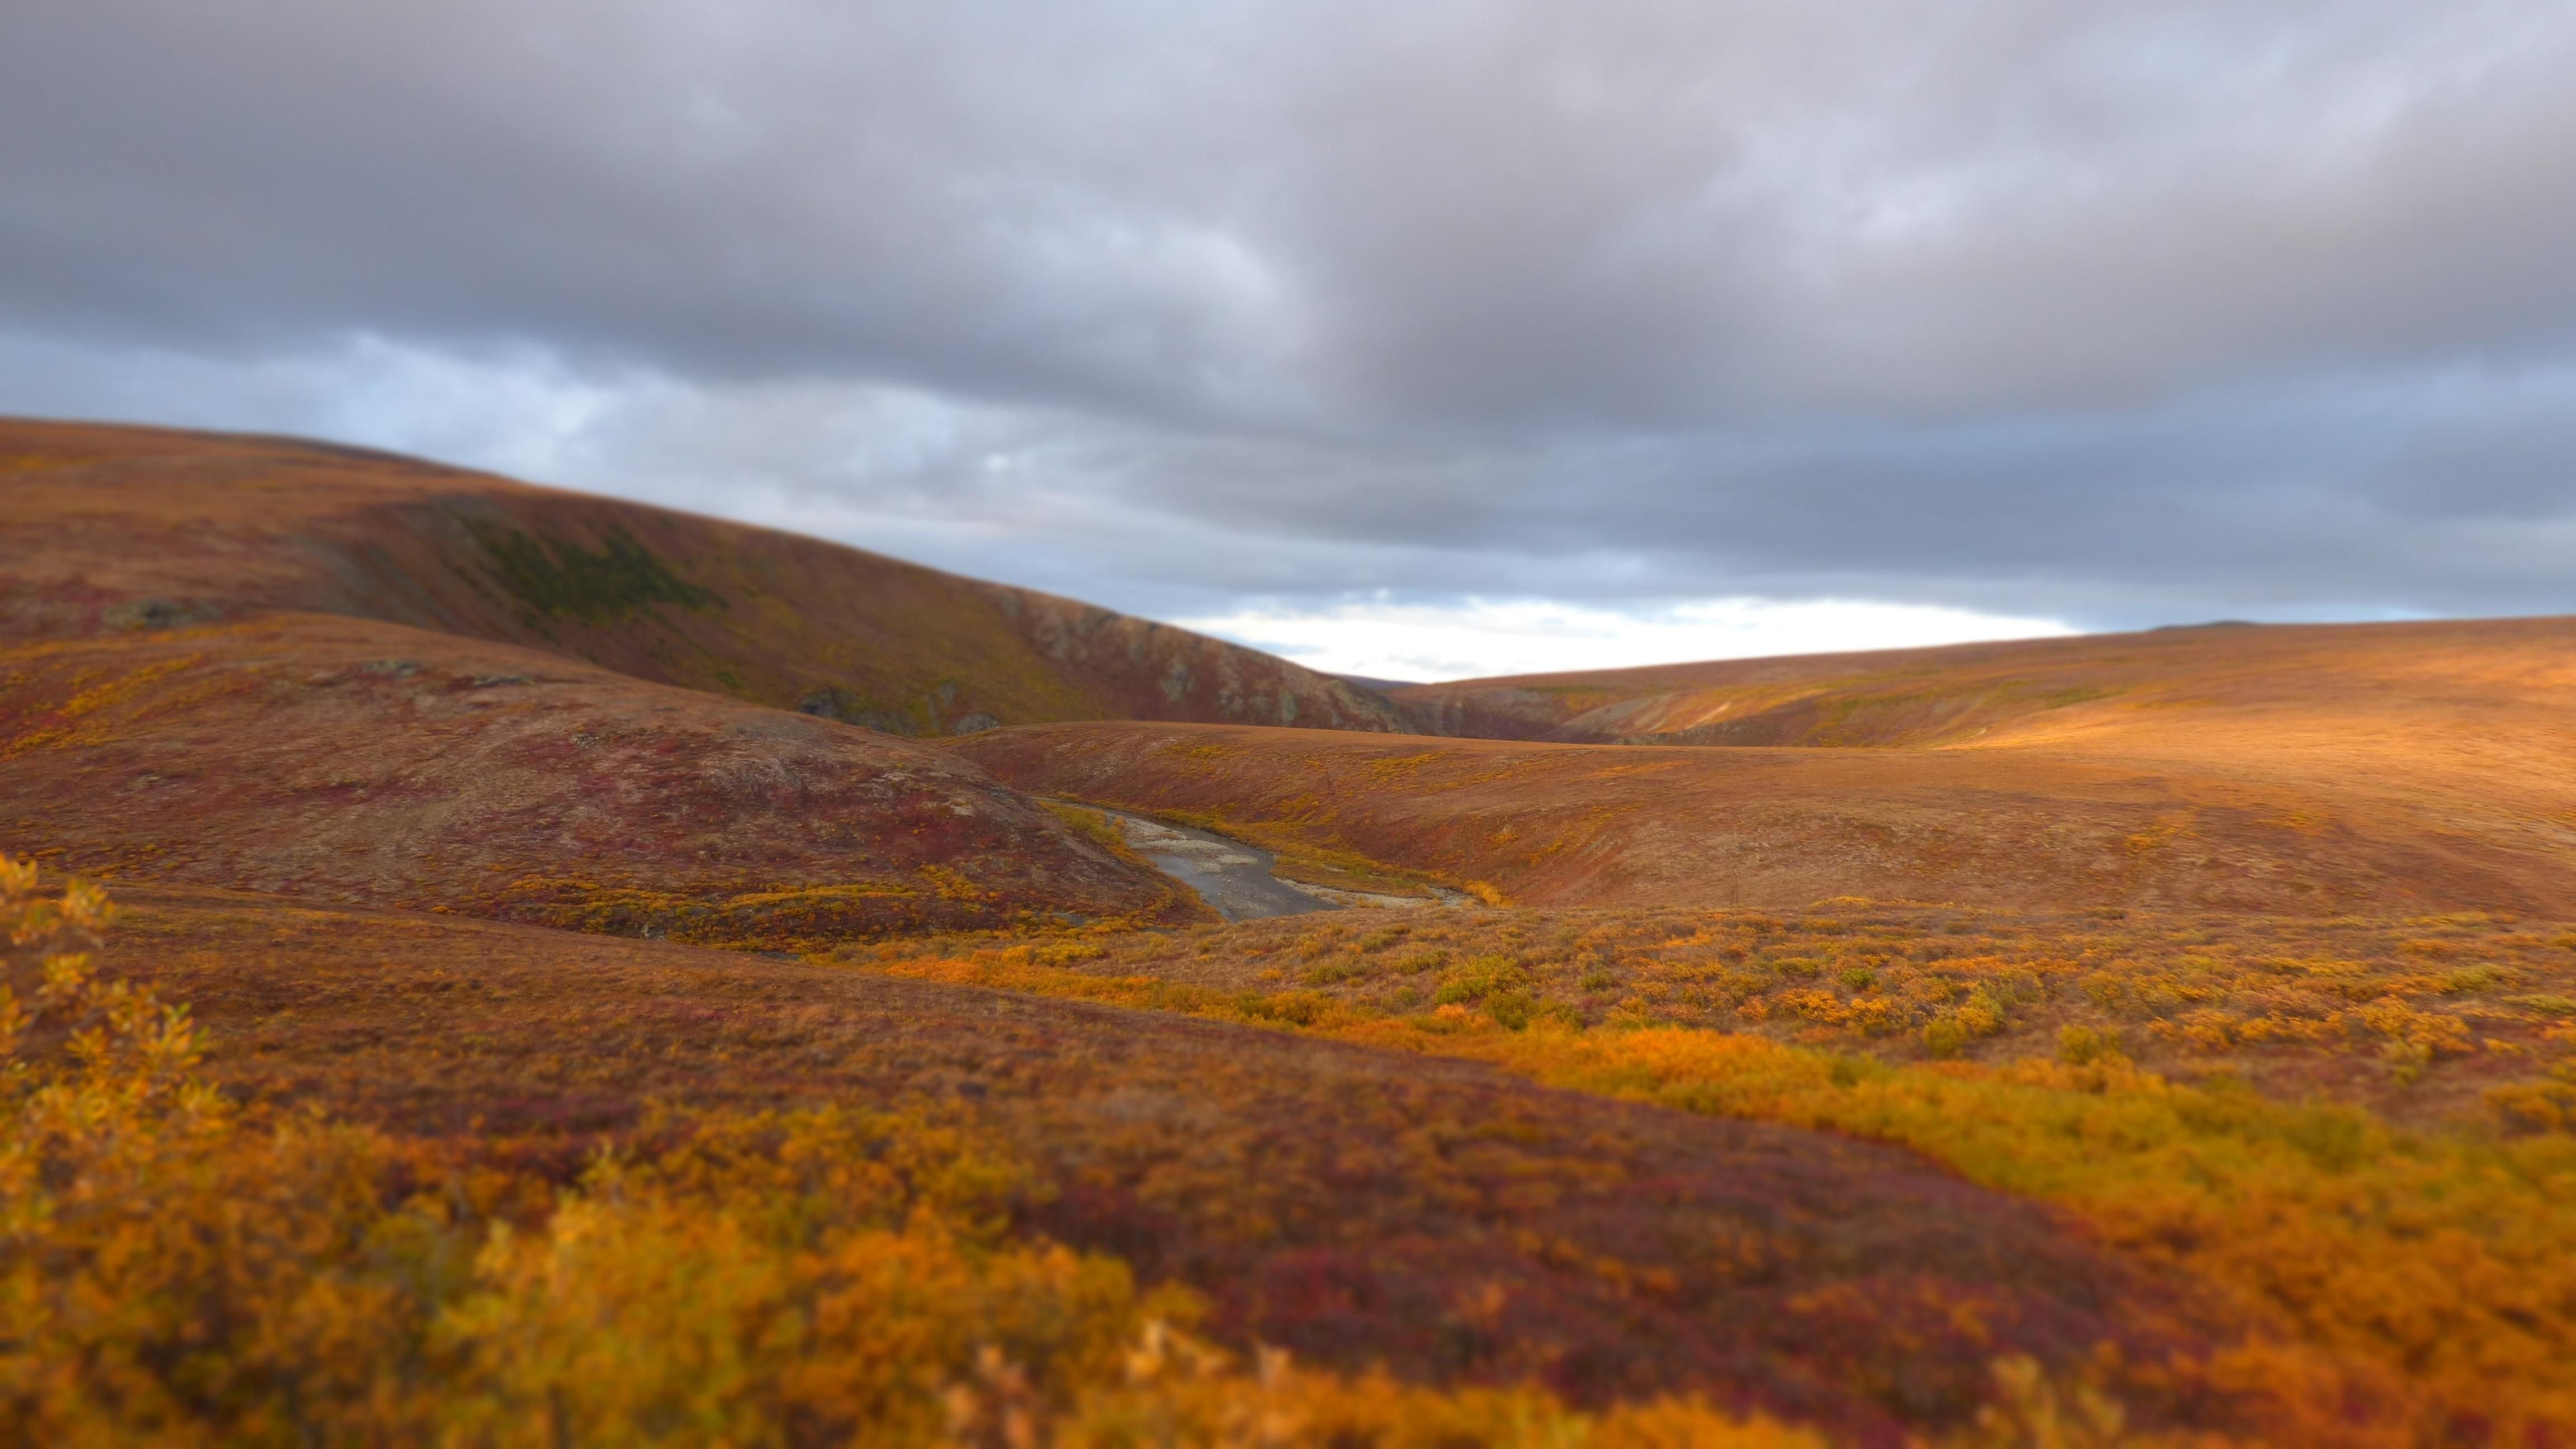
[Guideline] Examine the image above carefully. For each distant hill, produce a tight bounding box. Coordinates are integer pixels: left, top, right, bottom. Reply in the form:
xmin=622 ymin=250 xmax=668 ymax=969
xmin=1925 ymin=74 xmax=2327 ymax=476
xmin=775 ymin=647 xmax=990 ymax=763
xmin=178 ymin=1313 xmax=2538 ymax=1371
xmin=1384 ymin=618 xmax=2574 ymax=747
xmin=1328 ymin=671 xmax=1424 ymax=694
xmin=953 ymin=614 xmax=2576 ymax=916
xmin=19 ymin=418 xmax=2576 ymax=923
xmin=0 ymin=419 xmax=1408 ymax=737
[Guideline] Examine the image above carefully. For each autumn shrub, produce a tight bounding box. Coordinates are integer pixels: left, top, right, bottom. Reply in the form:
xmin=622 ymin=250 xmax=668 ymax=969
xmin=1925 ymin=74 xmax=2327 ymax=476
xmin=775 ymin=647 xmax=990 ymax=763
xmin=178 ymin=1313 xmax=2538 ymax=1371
xmin=430 ymin=1117 xmax=1171 ymax=1445
xmin=1 ymin=859 xmax=1809 ymax=1446
xmin=964 ymin=902 xmax=2576 ymax=1110
xmin=1342 ymin=1020 xmax=2576 ymax=1441
xmin=2057 ymin=1024 xmax=2122 ymax=1066
xmin=1059 ymin=1323 xmax=1818 ymax=1447
xmin=1432 ymin=953 xmax=1524 ymax=1006
xmin=1 ymin=855 xmax=438 ymax=1441
xmin=1481 ymin=988 xmax=1537 ymax=1031
xmin=874 ymin=917 xmax=2576 ymax=1442
xmin=4 ymin=850 xmax=1167 ymax=1442
xmin=2488 ymin=1062 xmax=2576 ymax=1133
xmin=1924 ymin=988 xmax=2007 ymax=1058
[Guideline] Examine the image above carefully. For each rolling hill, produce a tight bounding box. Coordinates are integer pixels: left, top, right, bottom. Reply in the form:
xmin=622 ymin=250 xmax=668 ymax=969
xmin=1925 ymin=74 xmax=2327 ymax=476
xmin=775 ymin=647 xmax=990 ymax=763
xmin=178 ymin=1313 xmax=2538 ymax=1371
xmin=12 ymin=419 xmax=2576 ymax=1443
xmin=0 ymin=610 xmax=1204 ymax=941
xmin=948 ymin=616 xmax=2576 ymax=916
xmin=0 ymin=418 xmax=1407 ymax=736
xmin=1386 ymin=615 xmax=2576 ymax=754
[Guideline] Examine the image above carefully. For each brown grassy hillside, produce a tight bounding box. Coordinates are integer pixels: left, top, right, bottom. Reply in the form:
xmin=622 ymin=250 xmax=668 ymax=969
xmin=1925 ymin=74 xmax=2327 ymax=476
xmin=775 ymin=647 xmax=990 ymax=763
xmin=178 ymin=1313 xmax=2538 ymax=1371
xmin=1 ymin=612 xmax=1200 ymax=942
xmin=947 ymin=710 xmax=2576 ymax=915
xmin=951 ymin=615 xmax=2576 ymax=918
xmin=0 ymin=419 xmax=1405 ymax=735
xmin=1389 ymin=616 xmax=2576 ymax=756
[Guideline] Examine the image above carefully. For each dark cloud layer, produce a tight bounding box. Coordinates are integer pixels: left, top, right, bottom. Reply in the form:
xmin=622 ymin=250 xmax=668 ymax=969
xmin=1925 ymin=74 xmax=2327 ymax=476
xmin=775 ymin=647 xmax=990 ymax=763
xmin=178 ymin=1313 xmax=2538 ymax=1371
xmin=4 ymin=0 xmax=2575 ymax=645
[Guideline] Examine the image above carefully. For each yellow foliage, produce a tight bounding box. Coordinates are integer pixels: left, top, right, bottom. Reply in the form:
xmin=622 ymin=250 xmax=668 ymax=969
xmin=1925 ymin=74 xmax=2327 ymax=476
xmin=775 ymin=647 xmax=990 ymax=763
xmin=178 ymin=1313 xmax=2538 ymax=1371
xmin=1362 ymin=1021 xmax=2576 ymax=1438
xmin=875 ymin=929 xmax=2576 ymax=1442
xmin=920 ymin=863 xmax=994 ymax=902
xmin=1059 ymin=1321 xmax=1817 ymax=1446
xmin=0 ymin=859 xmax=1811 ymax=1445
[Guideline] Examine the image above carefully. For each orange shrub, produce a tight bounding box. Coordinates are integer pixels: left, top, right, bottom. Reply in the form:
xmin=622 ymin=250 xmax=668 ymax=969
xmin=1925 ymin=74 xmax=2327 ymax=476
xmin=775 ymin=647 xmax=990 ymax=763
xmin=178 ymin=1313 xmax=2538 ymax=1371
xmin=872 ymin=908 xmax=2576 ymax=1443
xmin=1 ymin=859 xmax=1812 ymax=1446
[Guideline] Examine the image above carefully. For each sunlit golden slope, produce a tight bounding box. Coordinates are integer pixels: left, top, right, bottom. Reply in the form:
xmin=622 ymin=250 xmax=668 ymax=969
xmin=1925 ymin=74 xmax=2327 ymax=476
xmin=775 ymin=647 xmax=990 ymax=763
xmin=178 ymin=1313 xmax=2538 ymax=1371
xmin=0 ymin=418 xmax=1406 ymax=735
xmin=950 ymin=615 xmax=2576 ymax=916
xmin=1394 ymin=614 xmax=2576 ymax=752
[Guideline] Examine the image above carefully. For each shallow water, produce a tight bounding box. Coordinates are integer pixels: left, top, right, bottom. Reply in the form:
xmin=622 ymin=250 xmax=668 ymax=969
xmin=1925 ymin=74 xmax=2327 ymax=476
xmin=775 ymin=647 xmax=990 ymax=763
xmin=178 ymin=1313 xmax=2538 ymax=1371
xmin=1085 ymin=807 xmax=1339 ymax=921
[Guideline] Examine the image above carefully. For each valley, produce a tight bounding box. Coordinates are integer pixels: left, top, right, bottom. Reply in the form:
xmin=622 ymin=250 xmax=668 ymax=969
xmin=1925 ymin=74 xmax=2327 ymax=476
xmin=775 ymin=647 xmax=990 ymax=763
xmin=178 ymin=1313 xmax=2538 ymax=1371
xmin=7 ymin=422 xmax=2576 ymax=1445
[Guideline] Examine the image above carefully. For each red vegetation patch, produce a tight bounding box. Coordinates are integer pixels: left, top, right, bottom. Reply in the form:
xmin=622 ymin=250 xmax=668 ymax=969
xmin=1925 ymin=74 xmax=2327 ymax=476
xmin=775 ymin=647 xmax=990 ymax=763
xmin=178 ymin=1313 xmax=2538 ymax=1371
xmin=115 ymin=885 xmax=2252 ymax=1442
xmin=0 ymin=614 xmax=1199 ymax=944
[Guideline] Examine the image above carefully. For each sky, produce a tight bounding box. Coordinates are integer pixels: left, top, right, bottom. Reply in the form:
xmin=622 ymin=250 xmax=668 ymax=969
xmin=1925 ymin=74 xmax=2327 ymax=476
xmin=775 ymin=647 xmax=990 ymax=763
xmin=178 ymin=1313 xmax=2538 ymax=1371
xmin=4 ymin=2 xmax=2573 ymax=681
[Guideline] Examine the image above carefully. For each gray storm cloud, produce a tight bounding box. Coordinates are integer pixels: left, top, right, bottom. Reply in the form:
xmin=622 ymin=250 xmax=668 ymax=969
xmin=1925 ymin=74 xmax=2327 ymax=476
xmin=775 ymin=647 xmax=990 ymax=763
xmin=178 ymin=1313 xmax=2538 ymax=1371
xmin=3 ymin=0 xmax=2574 ymax=631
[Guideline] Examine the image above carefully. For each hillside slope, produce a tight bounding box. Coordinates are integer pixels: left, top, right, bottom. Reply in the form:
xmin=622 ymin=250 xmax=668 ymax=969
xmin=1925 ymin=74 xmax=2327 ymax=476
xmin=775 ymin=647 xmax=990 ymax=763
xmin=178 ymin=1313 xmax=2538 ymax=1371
xmin=1388 ymin=616 xmax=2576 ymax=754
xmin=0 ymin=419 xmax=1405 ymax=736
xmin=1 ymin=612 xmax=1201 ymax=941
xmin=948 ymin=707 xmax=2576 ymax=915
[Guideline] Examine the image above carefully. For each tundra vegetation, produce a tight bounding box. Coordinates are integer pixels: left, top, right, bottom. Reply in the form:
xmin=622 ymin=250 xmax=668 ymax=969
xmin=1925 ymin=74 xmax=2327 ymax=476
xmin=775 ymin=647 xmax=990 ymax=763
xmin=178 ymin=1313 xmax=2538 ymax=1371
xmin=864 ymin=901 xmax=2576 ymax=1442
xmin=6 ymin=859 xmax=1826 ymax=1445
xmin=8 ymin=423 xmax=2576 ymax=1444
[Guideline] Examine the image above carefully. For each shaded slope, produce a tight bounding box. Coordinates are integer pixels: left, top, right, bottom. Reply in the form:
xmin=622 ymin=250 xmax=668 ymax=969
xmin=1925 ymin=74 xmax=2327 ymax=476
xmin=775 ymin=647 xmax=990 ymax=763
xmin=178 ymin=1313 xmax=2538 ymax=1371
xmin=115 ymin=883 xmax=2246 ymax=1440
xmin=947 ymin=720 xmax=2576 ymax=915
xmin=0 ymin=418 xmax=1406 ymax=735
xmin=0 ymin=612 xmax=1200 ymax=942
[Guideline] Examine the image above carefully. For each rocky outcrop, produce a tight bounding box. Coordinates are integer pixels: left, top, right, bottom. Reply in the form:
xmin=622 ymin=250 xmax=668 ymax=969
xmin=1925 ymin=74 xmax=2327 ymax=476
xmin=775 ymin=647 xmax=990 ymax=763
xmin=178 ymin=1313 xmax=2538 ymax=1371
xmin=984 ymin=585 xmax=1410 ymax=733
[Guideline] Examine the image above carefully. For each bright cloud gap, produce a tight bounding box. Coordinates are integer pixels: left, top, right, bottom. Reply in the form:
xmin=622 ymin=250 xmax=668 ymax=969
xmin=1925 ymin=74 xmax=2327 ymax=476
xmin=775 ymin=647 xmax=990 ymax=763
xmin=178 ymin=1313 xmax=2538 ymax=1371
xmin=1180 ymin=598 xmax=2079 ymax=684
